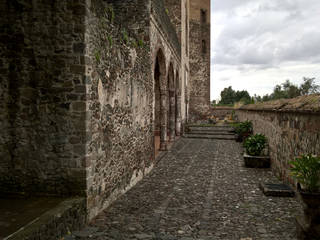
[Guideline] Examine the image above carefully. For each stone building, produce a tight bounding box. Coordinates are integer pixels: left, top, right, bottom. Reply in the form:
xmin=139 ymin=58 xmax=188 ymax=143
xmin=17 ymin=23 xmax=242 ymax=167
xmin=188 ymin=0 xmax=211 ymax=122
xmin=0 ymin=0 xmax=210 ymax=222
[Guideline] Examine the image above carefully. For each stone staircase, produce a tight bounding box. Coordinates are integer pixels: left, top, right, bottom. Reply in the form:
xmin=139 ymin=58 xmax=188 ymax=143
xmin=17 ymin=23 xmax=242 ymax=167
xmin=183 ymin=125 xmax=236 ymax=140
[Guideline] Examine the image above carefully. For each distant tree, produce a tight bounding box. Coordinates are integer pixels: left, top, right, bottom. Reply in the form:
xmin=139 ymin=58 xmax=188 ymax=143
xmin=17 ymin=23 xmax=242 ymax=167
xmin=235 ymin=90 xmax=251 ymax=103
xmin=220 ymin=86 xmax=236 ymax=105
xmin=271 ymin=84 xmax=284 ymax=100
xmin=253 ymin=94 xmax=262 ymax=102
xmin=299 ymin=77 xmax=320 ymax=95
xmin=219 ymin=87 xmax=252 ymax=105
xmin=282 ymin=80 xmax=300 ymax=98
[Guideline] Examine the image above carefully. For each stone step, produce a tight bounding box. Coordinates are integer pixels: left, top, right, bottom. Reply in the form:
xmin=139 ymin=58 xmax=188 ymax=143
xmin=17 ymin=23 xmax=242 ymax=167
xmin=188 ymin=126 xmax=234 ymax=132
xmin=183 ymin=134 xmax=236 ymax=140
xmin=187 ymin=131 xmax=235 ymax=135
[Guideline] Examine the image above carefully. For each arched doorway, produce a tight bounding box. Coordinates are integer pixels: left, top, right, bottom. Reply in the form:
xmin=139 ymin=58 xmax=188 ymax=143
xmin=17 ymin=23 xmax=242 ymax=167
xmin=168 ymin=63 xmax=175 ymax=142
xmin=154 ymin=49 xmax=167 ymax=156
xmin=175 ymin=71 xmax=181 ymax=136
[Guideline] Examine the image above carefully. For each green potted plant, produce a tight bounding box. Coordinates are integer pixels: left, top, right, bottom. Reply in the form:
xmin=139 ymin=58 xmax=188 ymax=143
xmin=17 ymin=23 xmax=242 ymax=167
xmin=290 ymin=155 xmax=320 ymax=240
xmin=290 ymin=154 xmax=320 ymax=207
xmin=243 ymin=134 xmax=270 ymax=168
xmin=234 ymin=120 xmax=253 ymax=142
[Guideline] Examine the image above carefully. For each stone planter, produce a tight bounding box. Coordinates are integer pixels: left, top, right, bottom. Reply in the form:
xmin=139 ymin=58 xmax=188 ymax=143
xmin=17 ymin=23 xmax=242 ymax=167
xmin=298 ymin=183 xmax=320 ymax=208
xmin=243 ymin=154 xmax=270 ymax=168
xmin=296 ymin=183 xmax=320 ymax=240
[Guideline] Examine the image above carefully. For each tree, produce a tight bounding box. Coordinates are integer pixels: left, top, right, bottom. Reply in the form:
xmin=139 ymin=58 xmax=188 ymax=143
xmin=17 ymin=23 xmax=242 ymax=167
xmin=282 ymin=80 xmax=300 ymax=99
xmin=220 ymin=86 xmax=236 ymax=105
xmin=219 ymin=87 xmax=252 ymax=105
xmin=299 ymin=77 xmax=320 ymax=95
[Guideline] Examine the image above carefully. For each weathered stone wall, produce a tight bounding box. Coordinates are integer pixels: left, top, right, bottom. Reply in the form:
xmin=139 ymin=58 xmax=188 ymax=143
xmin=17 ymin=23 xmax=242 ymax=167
xmin=209 ymin=107 xmax=234 ymax=120
xmin=0 ymin=0 xmax=87 ymax=195
xmin=151 ymin=0 xmax=183 ymax=148
xmin=163 ymin=0 xmax=189 ymax=127
xmin=0 ymin=0 xmax=186 ymax=223
xmin=163 ymin=0 xmax=182 ymax=43
xmin=188 ymin=0 xmax=211 ymax=122
xmin=84 ymin=0 xmax=155 ymax=219
xmin=7 ymin=198 xmax=86 ymax=240
xmin=237 ymin=95 xmax=320 ymax=184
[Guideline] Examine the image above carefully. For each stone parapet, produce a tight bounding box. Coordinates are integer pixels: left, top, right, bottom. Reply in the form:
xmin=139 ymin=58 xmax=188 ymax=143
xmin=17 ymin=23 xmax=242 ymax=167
xmin=236 ymin=94 xmax=320 ymax=184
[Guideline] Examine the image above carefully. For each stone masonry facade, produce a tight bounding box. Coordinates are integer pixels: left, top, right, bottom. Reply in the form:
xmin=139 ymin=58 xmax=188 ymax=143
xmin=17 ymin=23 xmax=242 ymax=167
xmin=0 ymin=0 xmax=210 ymax=223
xmin=237 ymin=94 xmax=320 ymax=186
xmin=188 ymin=0 xmax=211 ymax=122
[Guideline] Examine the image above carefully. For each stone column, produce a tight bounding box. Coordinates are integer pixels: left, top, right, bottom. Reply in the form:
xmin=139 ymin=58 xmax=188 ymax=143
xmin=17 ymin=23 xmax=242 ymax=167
xmin=175 ymin=94 xmax=182 ymax=136
xmin=160 ymin=90 xmax=167 ymax=151
xmin=169 ymin=90 xmax=175 ymax=142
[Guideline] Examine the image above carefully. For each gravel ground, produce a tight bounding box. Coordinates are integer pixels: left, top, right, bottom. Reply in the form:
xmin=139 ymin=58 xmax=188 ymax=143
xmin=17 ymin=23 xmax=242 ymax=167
xmin=65 ymin=138 xmax=302 ymax=240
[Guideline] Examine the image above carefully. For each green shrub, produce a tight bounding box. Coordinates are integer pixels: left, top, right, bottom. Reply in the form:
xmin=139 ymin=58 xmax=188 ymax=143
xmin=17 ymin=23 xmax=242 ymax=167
xmin=234 ymin=120 xmax=253 ymax=141
xmin=289 ymin=154 xmax=320 ymax=192
xmin=243 ymin=133 xmax=267 ymax=156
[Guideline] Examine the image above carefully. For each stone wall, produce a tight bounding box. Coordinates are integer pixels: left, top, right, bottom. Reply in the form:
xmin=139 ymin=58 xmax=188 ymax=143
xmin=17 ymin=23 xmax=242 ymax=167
xmin=7 ymin=197 xmax=86 ymax=240
xmin=0 ymin=0 xmax=87 ymax=196
xmin=209 ymin=107 xmax=234 ymax=120
xmin=84 ymin=0 xmax=155 ymax=219
xmin=237 ymin=95 xmax=320 ymax=184
xmin=0 ymin=0 xmax=185 ymax=223
xmin=188 ymin=0 xmax=211 ymax=122
xmin=163 ymin=0 xmax=189 ymax=127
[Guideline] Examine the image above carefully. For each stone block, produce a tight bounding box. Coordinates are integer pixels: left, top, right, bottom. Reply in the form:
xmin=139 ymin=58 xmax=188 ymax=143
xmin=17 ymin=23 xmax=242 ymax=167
xmin=259 ymin=183 xmax=295 ymax=197
xmin=243 ymin=154 xmax=270 ymax=168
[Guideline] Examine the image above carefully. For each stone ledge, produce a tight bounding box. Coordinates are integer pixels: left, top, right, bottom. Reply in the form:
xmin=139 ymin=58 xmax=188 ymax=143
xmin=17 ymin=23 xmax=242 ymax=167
xmin=5 ymin=197 xmax=86 ymax=240
xmin=238 ymin=94 xmax=320 ymax=114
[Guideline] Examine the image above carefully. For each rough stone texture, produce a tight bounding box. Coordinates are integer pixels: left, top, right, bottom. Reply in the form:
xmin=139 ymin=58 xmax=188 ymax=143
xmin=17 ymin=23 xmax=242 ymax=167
xmin=0 ymin=0 xmax=185 ymax=223
xmin=65 ymin=138 xmax=302 ymax=240
xmin=0 ymin=0 xmax=87 ymax=195
xmin=7 ymin=197 xmax=86 ymax=240
xmin=209 ymin=107 xmax=234 ymax=120
xmin=188 ymin=0 xmax=211 ymax=123
xmin=163 ymin=0 xmax=189 ymax=128
xmin=150 ymin=0 xmax=184 ymax=151
xmin=84 ymin=0 xmax=156 ymax=219
xmin=237 ymin=94 xmax=320 ymax=185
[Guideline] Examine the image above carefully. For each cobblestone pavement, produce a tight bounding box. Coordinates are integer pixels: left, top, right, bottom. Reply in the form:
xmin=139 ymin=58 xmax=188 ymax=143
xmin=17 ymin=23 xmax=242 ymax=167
xmin=66 ymin=138 xmax=302 ymax=240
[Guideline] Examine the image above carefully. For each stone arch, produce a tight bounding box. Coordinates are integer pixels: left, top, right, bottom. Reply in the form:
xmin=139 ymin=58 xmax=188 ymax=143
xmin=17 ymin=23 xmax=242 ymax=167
xmin=154 ymin=48 xmax=167 ymax=153
xmin=168 ymin=62 xmax=175 ymax=142
xmin=175 ymin=70 xmax=181 ymax=136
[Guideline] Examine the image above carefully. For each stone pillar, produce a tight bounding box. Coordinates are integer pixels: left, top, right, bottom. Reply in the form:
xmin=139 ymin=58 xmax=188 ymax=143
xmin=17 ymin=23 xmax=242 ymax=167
xmin=169 ymin=90 xmax=175 ymax=142
xmin=175 ymin=94 xmax=182 ymax=136
xmin=160 ymin=90 xmax=168 ymax=151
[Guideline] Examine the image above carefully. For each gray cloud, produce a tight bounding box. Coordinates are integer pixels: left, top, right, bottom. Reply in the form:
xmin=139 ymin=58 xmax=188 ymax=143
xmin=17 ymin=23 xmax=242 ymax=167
xmin=212 ymin=0 xmax=320 ymax=69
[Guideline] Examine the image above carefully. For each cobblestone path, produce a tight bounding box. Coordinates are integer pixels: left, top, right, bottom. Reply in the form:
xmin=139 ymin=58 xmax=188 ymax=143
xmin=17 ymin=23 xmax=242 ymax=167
xmin=68 ymin=138 xmax=302 ymax=240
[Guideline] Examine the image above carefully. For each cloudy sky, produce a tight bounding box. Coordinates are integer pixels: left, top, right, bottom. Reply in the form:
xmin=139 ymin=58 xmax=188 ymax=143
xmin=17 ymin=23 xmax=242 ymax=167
xmin=210 ymin=0 xmax=320 ymax=100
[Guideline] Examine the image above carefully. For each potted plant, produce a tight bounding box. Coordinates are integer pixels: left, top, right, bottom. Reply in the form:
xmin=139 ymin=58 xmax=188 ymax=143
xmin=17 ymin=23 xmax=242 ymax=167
xmin=290 ymin=154 xmax=320 ymax=207
xmin=234 ymin=120 xmax=253 ymax=142
xmin=290 ymin=154 xmax=320 ymax=240
xmin=243 ymin=133 xmax=270 ymax=168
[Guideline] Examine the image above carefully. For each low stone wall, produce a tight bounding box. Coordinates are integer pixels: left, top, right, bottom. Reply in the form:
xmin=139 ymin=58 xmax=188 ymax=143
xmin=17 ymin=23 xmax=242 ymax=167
xmin=236 ymin=94 xmax=320 ymax=184
xmin=209 ymin=107 xmax=234 ymax=120
xmin=6 ymin=197 xmax=86 ymax=240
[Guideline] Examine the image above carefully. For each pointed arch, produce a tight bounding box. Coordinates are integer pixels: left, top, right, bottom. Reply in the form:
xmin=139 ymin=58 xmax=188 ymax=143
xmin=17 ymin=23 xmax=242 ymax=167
xmin=168 ymin=62 xmax=175 ymax=142
xmin=175 ymin=70 xmax=181 ymax=136
xmin=154 ymin=48 xmax=167 ymax=154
